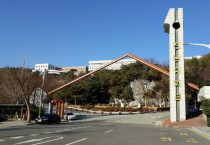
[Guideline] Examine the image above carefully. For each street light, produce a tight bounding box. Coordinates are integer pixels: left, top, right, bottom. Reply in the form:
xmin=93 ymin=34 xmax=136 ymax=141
xmin=144 ymin=84 xmax=147 ymax=107
xmin=39 ymin=69 xmax=46 ymax=117
xmin=184 ymin=43 xmax=210 ymax=49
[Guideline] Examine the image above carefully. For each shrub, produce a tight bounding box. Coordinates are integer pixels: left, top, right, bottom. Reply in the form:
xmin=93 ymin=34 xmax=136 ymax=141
xmin=142 ymin=107 xmax=149 ymax=112
xmin=101 ymin=106 xmax=122 ymax=112
xmin=157 ymin=106 xmax=170 ymax=111
xmin=138 ymin=108 xmax=143 ymax=113
xmin=201 ymin=98 xmax=210 ymax=127
xmin=80 ymin=105 xmax=95 ymax=110
xmin=207 ymin=117 xmax=210 ymax=127
xmin=125 ymin=107 xmax=137 ymax=112
xmin=201 ymin=98 xmax=210 ymax=116
xmin=80 ymin=105 xmax=86 ymax=109
xmin=203 ymin=107 xmax=210 ymax=116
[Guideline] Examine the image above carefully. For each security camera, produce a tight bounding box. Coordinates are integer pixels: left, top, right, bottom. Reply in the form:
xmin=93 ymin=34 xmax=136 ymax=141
xmin=172 ymin=21 xmax=180 ymax=30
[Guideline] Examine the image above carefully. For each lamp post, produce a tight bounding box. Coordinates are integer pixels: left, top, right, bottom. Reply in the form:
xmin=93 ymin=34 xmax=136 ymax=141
xmin=144 ymin=84 xmax=147 ymax=107
xmin=184 ymin=43 xmax=210 ymax=49
xmin=39 ymin=69 xmax=46 ymax=117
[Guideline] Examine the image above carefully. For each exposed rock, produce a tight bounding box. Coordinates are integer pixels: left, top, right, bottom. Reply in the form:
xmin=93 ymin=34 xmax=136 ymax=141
xmin=130 ymin=79 xmax=156 ymax=104
xmin=129 ymin=100 xmax=138 ymax=107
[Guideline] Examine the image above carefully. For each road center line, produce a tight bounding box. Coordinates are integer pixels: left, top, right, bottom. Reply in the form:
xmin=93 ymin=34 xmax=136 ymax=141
xmin=30 ymin=134 xmax=40 ymax=136
xmin=31 ymin=136 xmax=64 ymax=145
xmin=14 ymin=137 xmax=52 ymax=145
xmin=55 ymin=130 xmax=62 ymax=133
xmin=65 ymin=138 xmax=88 ymax=145
xmin=0 ymin=139 xmax=5 ymax=142
xmin=10 ymin=136 xmax=25 ymax=139
xmin=105 ymin=130 xmax=113 ymax=133
xmin=43 ymin=132 xmax=54 ymax=134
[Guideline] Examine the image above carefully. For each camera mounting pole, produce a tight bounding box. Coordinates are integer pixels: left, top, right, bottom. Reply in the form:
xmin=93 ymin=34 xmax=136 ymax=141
xmin=164 ymin=8 xmax=186 ymax=122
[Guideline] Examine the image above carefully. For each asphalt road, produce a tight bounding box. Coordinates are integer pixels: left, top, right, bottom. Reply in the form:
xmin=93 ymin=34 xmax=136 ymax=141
xmin=0 ymin=120 xmax=209 ymax=145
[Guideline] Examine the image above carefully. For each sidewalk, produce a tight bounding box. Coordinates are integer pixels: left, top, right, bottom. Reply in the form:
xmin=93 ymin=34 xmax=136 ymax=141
xmin=0 ymin=120 xmax=28 ymax=129
xmin=163 ymin=114 xmax=210 ymax=140
xmin=0 ymin=119 xmax=70 ymax=129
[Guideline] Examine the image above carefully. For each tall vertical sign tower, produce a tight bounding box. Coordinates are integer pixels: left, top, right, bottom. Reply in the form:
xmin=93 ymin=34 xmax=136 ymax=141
xmin=164 ymin=8 xmax=186 ymax=122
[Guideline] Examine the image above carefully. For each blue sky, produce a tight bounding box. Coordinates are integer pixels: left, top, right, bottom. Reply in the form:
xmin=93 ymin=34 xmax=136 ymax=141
xmin=0 ymin=0 xmax=210 ymax=68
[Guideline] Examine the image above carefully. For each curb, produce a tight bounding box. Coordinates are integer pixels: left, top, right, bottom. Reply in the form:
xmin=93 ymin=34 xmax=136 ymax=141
xmin=189 ymin=127 xmax=210 ymax=141
xmin=67 ymin=107 xmax=161 ymax=115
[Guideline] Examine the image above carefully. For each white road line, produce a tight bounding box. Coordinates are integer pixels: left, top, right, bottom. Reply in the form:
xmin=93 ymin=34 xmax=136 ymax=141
xmin=55 ymin=130 xmax=62 ymax=133
xmin=43 ymin=132 xmax=54 ymax=134
xmin=10 ymin=136 xmax=25 ymax=139
xmin=104 ymin=130 xmax=113 ymax=134
xmin=14 ymin=137 xmax=52 ymax=145
xmin=0 ymin=139 xmax=5 ymax=142
xmin=30 ymin=134 xmax=40 ymax=136
xmin=81 ymin=127 xmax=87 ymax=129
xmin=31 ymin=136 xmax=63 ymax=145
xmin=65 ymin=138 xmax=87 ymax=145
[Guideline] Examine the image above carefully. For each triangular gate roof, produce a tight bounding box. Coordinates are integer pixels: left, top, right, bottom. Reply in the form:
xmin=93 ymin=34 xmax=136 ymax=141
xmin=48 ymin=53 xmax=199 ymax=95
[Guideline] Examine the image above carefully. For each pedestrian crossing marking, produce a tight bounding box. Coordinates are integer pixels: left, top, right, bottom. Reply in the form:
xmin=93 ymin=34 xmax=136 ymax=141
xmin=185 ymin=138 xmax=198 ymax=143
xmin=160 ymin=132 xmax=168 ymax=135
xmin=160 ymin=137 xmax=172 ymax=142
xmin=180 ymin=132 xmax=188 ymax=136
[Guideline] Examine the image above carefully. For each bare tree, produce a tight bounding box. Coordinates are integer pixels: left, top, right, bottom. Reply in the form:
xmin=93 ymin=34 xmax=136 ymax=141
xmin=15 ymin=65 xmax=42 ymax=123
xmin=0 ymin=68 xmax=23 ymax=104
xmin=1 ymin=57 xmax=42 ymax=123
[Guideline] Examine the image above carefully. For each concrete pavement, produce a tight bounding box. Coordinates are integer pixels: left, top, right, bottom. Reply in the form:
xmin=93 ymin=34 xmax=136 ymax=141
xmin=1 ymin=111 xmax=209 ymax=141
xmin=163 ymin=114 xmax=210 ymax=140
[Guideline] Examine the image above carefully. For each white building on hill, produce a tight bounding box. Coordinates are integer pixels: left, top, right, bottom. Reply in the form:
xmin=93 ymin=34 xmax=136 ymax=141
xmin=184 ymin=55 xmax=202 ymax=60
xmin=89 ymin=59 xmax=136 ymax=72
xmin=32 ymin=63 xmax=65 ymax=74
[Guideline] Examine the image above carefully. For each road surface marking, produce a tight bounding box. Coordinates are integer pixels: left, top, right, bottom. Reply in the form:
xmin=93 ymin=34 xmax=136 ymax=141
xmin=160 ymin=137 xmax=172 ymax=142
xmin=105 ymin=130 xmax=113 ymax=134
xmin=10 ymin=136 xmax=25 ymax=139
xmin=156 ymin=121 xmax=162 ymax=127
xmin=43 ymin=132 xmax=54 ymax=134
xmin=32 ymin=136 xmax=64 ymax=145
xmin=80 ymin=127 xmax=87 ymax=129
xmin=0 ymin=139 xmax=5 ymax=142
xmin=185 ymin=138 xmax=198 ymax=143
xmin=180 ymin=133 xmax=188 ymax=136
xmin=99 ymin=122 xmax=112 ymax=126
xmin=55 ymin=130 xmax=63 ymax=133
xmin=160 ymin=128 xmax=166 ymax=131
xmin=65 ymin=138 xmax=87 ymax=145
xmin=14 ymin=137 xmax=52 ymax=145
xmin=30 ymin=134 xmax=40 ymax=136
xmin=160 ymin=132 xmax=168 ymax=135
xmin=64 ymin=129 xmax=70 ymax=131
xmin=188 ymin=128 xmax=210 ymax=141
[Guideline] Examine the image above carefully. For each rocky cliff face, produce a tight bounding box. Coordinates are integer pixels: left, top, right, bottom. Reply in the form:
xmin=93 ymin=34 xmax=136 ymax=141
xmin=130 ymin=79 xmax=156 ymax=103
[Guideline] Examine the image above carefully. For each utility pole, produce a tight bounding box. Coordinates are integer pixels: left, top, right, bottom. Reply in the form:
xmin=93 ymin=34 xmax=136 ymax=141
xmin=39 ymin=69 xmax=46 ymax=117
